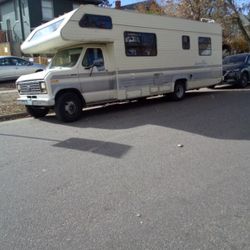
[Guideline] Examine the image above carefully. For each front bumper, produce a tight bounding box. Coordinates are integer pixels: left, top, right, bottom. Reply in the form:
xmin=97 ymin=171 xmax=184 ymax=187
xmin=17 ymin=95 xmax=55 ymax=107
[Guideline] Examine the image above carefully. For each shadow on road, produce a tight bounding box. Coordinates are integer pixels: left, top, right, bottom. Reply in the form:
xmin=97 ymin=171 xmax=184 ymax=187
xmin=54 ymin=138 xmax=131 ymax=158
xmin=0 ymin=133 xmax=132 ymax=158
xmin=40 ymin=87 xmax=250 ymax=141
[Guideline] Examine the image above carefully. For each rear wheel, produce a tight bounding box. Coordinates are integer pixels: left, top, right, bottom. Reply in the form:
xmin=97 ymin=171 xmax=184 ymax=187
xmin=26 ymin=106 xmax=49 ymax=118
xmin=171 ymin=81 xmax=186 ymax=101
xmin=55 ymin=92 xmax=82 ymax=122
xmin=238 ymin=72 xmax=248 ymax=88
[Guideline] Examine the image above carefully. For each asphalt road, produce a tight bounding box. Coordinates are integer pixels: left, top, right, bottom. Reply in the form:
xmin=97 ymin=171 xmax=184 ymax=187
xmin=1 ymin=87 xmax=250 ymax=250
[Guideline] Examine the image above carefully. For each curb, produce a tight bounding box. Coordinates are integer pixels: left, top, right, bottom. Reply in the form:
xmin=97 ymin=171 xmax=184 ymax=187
xmin=0 ymin=112 xmax=29 ymax=122
xmin=0 ymin=89 xmax=17 ymax=94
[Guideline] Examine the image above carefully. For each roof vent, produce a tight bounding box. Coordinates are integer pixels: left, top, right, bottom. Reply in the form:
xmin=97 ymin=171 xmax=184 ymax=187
xmin=200 ymin=18 xmax=215 ymax=23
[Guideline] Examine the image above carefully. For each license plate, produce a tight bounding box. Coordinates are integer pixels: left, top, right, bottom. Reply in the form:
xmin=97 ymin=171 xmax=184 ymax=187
xmin=19 ymin=99 xmax=33 ymax=105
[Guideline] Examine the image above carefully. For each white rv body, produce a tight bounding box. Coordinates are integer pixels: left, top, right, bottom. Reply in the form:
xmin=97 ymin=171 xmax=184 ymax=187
xmin=17 ymin=5 xmax=222 ymax=122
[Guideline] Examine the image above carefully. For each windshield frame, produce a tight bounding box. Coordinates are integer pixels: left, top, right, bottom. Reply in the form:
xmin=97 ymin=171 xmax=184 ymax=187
xmin=49 ymin=47 xmax=83 ymax=69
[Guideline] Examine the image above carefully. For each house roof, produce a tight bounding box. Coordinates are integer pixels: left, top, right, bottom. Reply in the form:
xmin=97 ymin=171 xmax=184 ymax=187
xmin=121 ymin=1 xmax=149 ymax=10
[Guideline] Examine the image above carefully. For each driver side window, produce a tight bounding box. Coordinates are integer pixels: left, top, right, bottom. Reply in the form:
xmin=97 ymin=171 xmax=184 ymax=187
xmin=82 ymin=48 xmax=105 ymax=71
xmin=11 ymin=58 xmax=29 ymax=66
xmin=247 ymin=56 xmax=250 ymax=65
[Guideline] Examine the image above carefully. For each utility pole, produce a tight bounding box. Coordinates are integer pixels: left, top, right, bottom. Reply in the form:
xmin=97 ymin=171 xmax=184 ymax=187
xmin=17 ymin=0 xmax=25 ymax=41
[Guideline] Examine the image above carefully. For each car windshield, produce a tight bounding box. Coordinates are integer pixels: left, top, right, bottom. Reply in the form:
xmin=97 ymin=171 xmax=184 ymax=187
xmin=223 ymin=55 xmax=247 ymax=65
xmin=49 ymin=47 xmax=82 ymax=69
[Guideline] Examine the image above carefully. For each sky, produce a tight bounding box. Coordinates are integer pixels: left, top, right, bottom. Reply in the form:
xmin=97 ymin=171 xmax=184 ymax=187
xmin=111 ymin=0 xmax=143 ymax=7
xmin=120 ymin=0 xmax=139 ymax=5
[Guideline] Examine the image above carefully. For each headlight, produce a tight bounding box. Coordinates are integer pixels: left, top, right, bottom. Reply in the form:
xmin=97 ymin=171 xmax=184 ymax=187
xmin=17 ymin=84 xmax=21 ymax=92
xmin=39 ymin=81 xmax=47 ymax=93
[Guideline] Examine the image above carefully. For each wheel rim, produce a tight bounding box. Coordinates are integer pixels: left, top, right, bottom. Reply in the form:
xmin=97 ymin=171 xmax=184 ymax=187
xmin=65 ymin=101 xmax=77 ymax=116
xmin=242 ymin=75 xmax=248 ymax=87
xmin=176 ymin=85 xmax=184 ymax=98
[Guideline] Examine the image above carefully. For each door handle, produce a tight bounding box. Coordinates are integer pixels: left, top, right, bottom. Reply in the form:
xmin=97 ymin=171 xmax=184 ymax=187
xmin=154 ymin=73 xmax=163 ymax=77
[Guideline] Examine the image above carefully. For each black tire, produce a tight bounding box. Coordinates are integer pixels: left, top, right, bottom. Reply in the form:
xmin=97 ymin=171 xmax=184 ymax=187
xmin=171 ymin=81 xmax=186 ymax=101
xmin=26 ymin=106 xmax=49 ymax=118
xmin=208 ymin=85 xmax=216 ymax=89
xmin=238 ymin=72 xmax=248 ymax=88
xmin=55 ymin=92 xmax=82 ymax=122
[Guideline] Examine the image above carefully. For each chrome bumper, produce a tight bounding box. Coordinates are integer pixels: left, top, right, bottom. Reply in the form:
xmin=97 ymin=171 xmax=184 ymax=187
xmin=17 ymin=96 xmax=55 ymax=106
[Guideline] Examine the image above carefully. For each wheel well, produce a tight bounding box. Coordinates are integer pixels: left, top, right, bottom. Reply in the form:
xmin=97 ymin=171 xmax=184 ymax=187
xmin=35 ymin=69 xmax=44 ymax=72
xmin=55 ymin=89 xmax=86 ymax=107
xmin=175 ymin=79 xmax=187 ymax=89
xmin=242 ymin=71 xmax=249 ymax=79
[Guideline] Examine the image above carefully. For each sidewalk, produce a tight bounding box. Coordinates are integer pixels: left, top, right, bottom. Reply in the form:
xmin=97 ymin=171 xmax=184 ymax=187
xmin=0 ymin=88 xmax=28 ymax=121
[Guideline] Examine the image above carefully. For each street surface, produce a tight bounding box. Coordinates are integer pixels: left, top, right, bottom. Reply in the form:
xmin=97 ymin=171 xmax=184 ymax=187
xmin=0 ymin=87 xmax=250 ymax=249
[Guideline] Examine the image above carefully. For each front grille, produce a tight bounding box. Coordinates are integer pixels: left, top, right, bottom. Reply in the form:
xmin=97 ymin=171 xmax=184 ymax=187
xmin=19 ymin=81 xmax=42 ymax=94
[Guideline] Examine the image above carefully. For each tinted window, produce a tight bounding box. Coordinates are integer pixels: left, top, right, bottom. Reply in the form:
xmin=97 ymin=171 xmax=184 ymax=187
xmin=79 ymin=14 xmax=112 ymax=29
xmin=223 ymin=55 xmax=247 ymax=65
xmin=0 ymin=58 xmax=14 ymax=66
xmin=11 ymin=58 xmax=30 ymax=66
xmin=124 ymin=32 xmax=157 ymax=57
xmin=182 ymin=36 xmax=190 ymax=50
xmin=199 ymin=37 xmax=211 ymax=56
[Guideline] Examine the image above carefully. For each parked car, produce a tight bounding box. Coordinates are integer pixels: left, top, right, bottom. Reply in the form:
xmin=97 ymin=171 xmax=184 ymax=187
xmin=0 ymin=56 xmax=46 ymax=81
xmin=223 ymin=53 xmax=250 ymax=88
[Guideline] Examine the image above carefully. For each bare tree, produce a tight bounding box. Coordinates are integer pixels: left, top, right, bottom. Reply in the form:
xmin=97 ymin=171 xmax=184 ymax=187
xmin=136 ymin=1 xmax=164 ymax=15
xmin=226 ymin=0 xmax=250 ymax=47
xmin=163 ymin=0 xmax=250 ymax=52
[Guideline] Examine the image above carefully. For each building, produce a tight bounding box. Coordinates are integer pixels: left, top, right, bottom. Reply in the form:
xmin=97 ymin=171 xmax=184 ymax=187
xmin=0 ymin=0 xmax=101 ymax=55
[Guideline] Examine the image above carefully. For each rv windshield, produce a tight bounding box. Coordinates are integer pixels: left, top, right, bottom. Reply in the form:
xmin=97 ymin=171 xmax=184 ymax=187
xmin=49 ymin=47 xmax=82 ymax=69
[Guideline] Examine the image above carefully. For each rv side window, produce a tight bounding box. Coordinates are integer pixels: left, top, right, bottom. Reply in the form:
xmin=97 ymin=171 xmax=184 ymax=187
xmin=182 ymin=36 xmax=190 ymax=50
xmin=79 ymin=14 xmax=112 ymax=29
xmin=124 ymin=32 xmax=157 ymax=57
xmin=82 ymin=48 xmax=105 ymax=71
xmin=199 ymin=37 xmax=212 ymax=56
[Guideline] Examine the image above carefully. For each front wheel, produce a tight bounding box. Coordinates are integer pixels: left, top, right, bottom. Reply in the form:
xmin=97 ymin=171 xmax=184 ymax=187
xmin=26 ymin=106 xmax=49 ymax=118
xmin=171 ymin=81 xmax=186 ymax=101
xmin=55 ymin=92 xmax=82 ymax=122
xmin=238 ymin=73 xmax=248 ymax=88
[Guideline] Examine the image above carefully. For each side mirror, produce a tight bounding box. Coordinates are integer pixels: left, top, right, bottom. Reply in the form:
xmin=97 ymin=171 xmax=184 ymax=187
xmin=84 ymin=59 xmax=104 ymax=76
xmin=84 ymin=59 xmax=104 ymax=70
xmin=93 ymin=58 xmax=104 ymax=67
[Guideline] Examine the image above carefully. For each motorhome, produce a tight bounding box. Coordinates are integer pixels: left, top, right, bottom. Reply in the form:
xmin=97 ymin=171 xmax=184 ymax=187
xmin=16 ymin=5 xmax=222 ymax=122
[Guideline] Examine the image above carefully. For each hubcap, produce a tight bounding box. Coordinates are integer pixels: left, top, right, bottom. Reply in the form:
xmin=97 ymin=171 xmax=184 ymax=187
xmin=176 ymin=85 xmax=184 ymax=98
xmin=65 ymin=101 xmax=77 ymax=115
